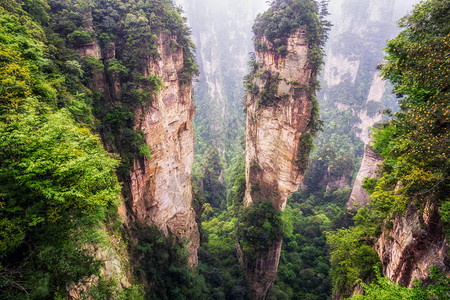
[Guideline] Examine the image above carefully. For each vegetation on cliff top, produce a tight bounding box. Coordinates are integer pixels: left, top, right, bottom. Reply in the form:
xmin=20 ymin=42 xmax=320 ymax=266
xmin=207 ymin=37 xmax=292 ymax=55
xmin=245 ymin=0 xmax=329 ymax=179
xmin=253 ymin=0 xmax=331 ymax=71
xmin=45 ymin=0 xmax=198 ymax=176
xmin=236 ymin=202 xmax=284 ymax=264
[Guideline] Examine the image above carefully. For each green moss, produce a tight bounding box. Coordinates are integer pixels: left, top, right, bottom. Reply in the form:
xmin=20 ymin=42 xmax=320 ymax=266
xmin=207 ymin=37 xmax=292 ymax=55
xmin=259 ymin=72 xmax=280 ymax=106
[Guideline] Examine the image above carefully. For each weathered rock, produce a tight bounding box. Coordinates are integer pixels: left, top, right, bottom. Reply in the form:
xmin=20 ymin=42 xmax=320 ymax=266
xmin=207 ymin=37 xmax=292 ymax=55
xmin=128 ymin=32 xmax=199 ymax=267
xmin=244 ymin=29 xmax=313 ymax=211
xmin=347 ymin=146 xmax=382 ymax=210
xmin=76 ymin=11 xmax=199 ymax=267
xmin=322 ymin=0 xmax=401 ymax=146
xmin=175 ymin=0 xmax=267 ymax=152
xmin=325 ymin=170 xmax=351 ymax=193
xmin=236 ymin=237 xmax=282 ymax=300
xmin=243 ymin=29 xmax=314 ymax=299
xmin=375 ymin=201 xmax=449 ymax=287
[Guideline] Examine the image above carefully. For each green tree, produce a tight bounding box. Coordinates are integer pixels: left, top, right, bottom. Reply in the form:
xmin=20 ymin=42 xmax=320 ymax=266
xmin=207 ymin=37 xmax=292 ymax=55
xmin=370 ymin=0 xmax=449 ymax=215
xmin=0 ymin=101 xmax=121 ymax=298
xmin=351 ymin=267 xmax=450 ymax=300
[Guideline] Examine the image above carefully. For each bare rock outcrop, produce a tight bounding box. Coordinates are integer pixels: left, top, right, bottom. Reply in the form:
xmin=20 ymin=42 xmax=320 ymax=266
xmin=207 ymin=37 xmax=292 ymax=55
xmin=242 ymin=29 xmax=315 ymax=299
xmin=244 ymin=29 xmax=313 ymax=211
xmin=347 ymin=146 xmax=382 ymax=210
xmin=127 ymin=32 xmax=199 ymax=266
xmin=375 ymin=201 xmax=449 ymax=287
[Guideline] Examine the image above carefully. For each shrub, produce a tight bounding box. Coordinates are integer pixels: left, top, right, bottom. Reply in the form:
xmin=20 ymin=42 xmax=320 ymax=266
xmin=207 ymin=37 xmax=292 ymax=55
xmin=67 ymin=30 xmax=93 ymax=46
xmin=236 ymin=202 xmax=284 ymax=262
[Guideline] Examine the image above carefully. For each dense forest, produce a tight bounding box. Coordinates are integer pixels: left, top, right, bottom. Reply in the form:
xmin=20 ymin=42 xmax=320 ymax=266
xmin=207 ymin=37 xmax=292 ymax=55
xmin=1 ymin=0 xmax=449 ymax=299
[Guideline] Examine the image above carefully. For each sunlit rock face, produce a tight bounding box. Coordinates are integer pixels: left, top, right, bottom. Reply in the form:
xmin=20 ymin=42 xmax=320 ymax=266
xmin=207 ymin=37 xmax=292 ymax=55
xmin=242 ymin=29 xmax=315 ymax=299
xmin=128 ymin=32 xmax=199 ymax=267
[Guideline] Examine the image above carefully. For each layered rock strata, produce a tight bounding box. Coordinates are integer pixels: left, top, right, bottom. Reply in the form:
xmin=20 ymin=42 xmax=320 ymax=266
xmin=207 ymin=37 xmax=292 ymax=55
xmin=242 ymin=29 xmax=315 ymax=299
xmin=128 ymin=33 xmax=199 ymax=267
xmin=77 ymin=15 xmax=199 ymax=266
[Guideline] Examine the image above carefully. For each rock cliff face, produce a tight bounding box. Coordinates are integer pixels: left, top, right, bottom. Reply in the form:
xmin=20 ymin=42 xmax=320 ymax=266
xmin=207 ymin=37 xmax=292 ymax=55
xmin=175 ymin=0 xmax=267 ymax=158
xmin=128 ymin=32 xmax=199 ymax=266
xmin=236 ymin=236 xmax=283 ymax=300
xmin=312 ymin=0 xmax=414 ymax=216
xmin=321 ymin=0 xmax=416 ymax=146
xmin=243 ymin=29 xmax=315 ymax=299
xmin=244 ymin=30 xmax=313 ymax=210
xmin=322 ymin=0 xmax=398 ymax=145
xmin=347 ymin=146 xmax=382 ymax=210
xmin=375 ymin=202 xmax=449 ymax=287
xmin=77 ymin=13 xmax=199 ymax=266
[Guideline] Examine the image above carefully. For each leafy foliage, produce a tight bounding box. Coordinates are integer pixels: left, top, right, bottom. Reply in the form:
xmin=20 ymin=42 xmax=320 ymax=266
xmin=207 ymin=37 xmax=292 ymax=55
xmin=199 ymin=211 xmax=251 ymax=300
xmin=327 ymin=0 xmax=450 ymax=297
xmin=0 ymin=2 xmax=133 ymax=298
xmin=351 ymin=266 xmax=450 ymax=300
xmin=253 ymin=0 xmax=331 ymax=71
xmin=133 ymin=225 xmax=209 ymax=300
xmin=192 ymin=145 xmax=227 ymax=210
xmin=326 ymin=207 xmax=383 ymax=296
xmin=237 ymin=202 xmax=284 ymax=263
xmin=0 ymin=43 xmax=120 ymax=300
xmin=296 ymin=132 xmax=314 ymax=171
xmin=368 ymin=0 xmax=450 ymax=216
xmin=258 ymin=71 xmax=280 ymax=106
